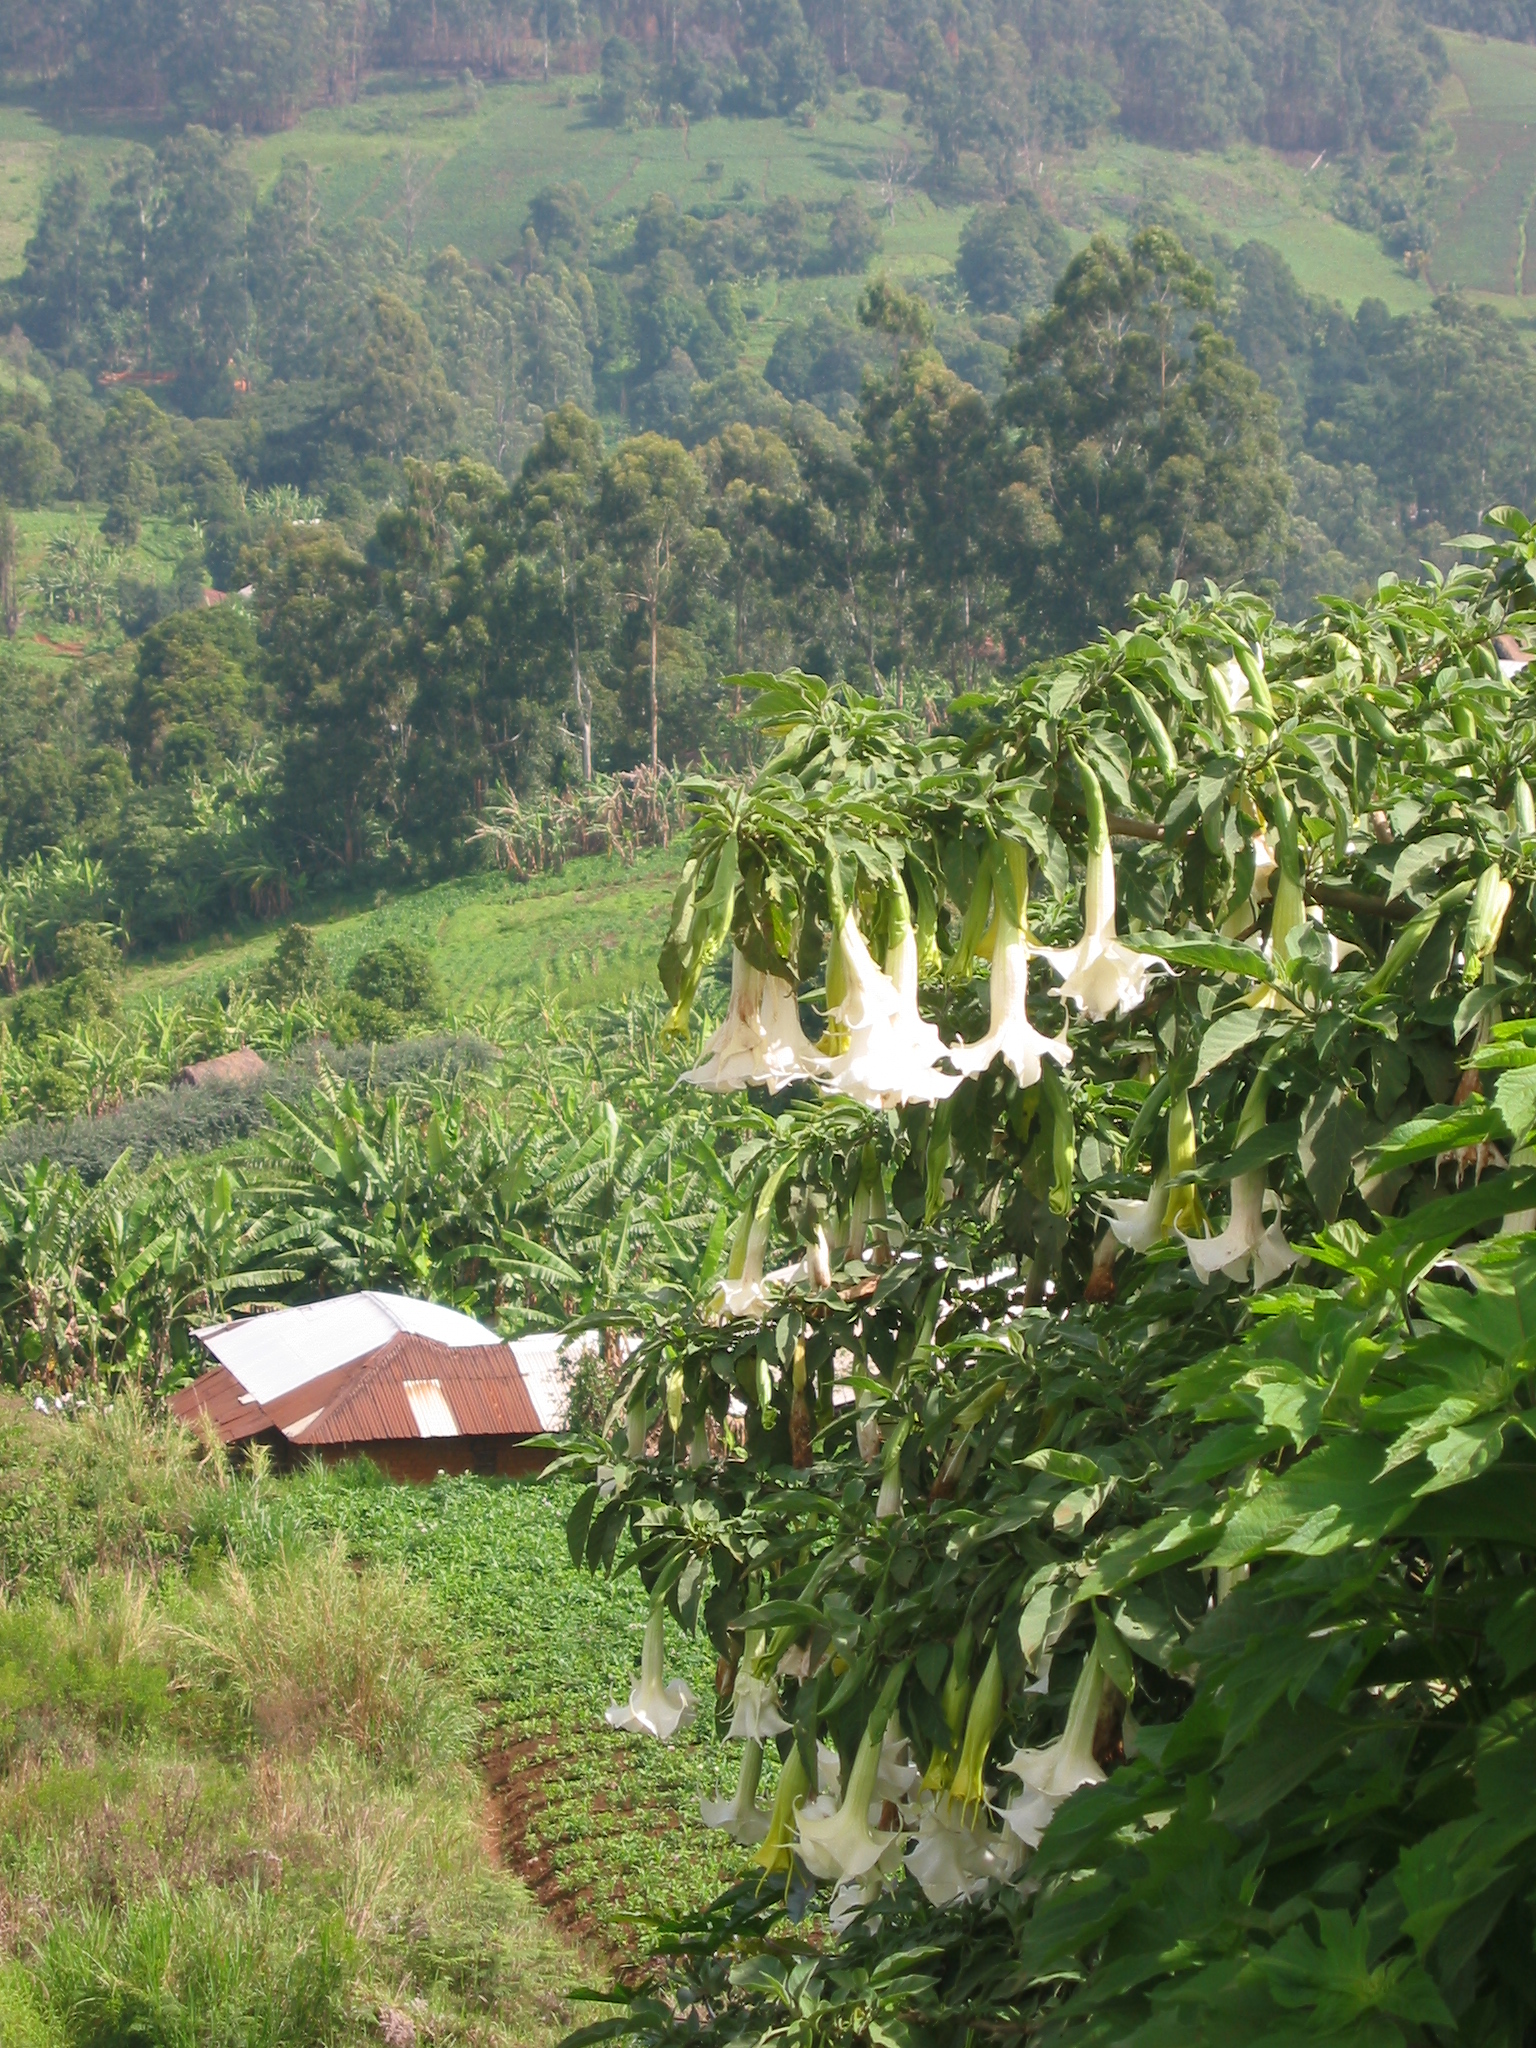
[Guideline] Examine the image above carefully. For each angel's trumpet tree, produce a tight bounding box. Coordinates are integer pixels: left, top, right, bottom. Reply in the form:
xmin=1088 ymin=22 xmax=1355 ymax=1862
xmin=950 ymin=844 xmax=1073 ymax=1087
xmin=1038 ymin=762 xmax=1167 ymax=1021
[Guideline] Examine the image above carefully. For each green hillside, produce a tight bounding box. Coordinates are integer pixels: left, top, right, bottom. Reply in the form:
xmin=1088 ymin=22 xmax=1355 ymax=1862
xmin=1430 ymin=29 xmax=1536 ymax=305
xmin=118 ymin=846 xmax=681 ymax=1015
xmin=0 ymin=67 xmax=1433 ymax=324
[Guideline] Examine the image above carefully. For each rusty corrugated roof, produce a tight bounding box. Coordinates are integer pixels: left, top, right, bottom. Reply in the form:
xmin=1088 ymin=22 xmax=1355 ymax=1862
xmin=172 ymin=1332 xmax=543 ymax=1449
xmin=169 ymin=1364 xmax=285 ymax=1443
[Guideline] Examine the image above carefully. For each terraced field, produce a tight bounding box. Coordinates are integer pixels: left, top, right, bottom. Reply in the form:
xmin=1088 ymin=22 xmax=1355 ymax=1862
xmin=1429 ymin=31 xmax=1536 ymax=307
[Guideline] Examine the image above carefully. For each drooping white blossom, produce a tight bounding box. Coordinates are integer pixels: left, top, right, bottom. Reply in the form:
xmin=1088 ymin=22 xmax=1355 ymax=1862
xmin=683 ymin=947 xmax=827 ymax=1094
xmin=605 ymin=1605 xmax=697 ymax=1742
xmin=726 ymin=1639 xmax=792 ymax=1742
xmin=1180 ymin=1065 xmax=1297 ymax=1291
xmin=1104 ymin=1176 xmax=1169 ymax=1255
xmin=998 ymin=1646 xmax=1106 ymax=1849
xmin=950 ymin=851 xmax=1072 ymax=1087
xmin=1182 ymin=1171 xmax=1297 ymax=1291
xmin=905 ymin=1790 xmax=1023 ymax=1907
xmin=796 ymin=1704 xmax=907 ymax=1885
xmin=1037 ymin=764 xmax=1167 ymax=1022
xmin=822 ymin=912 xmax=962 ymax=1110
xmin=700 ymin=1738 xmax=770 ymax=1845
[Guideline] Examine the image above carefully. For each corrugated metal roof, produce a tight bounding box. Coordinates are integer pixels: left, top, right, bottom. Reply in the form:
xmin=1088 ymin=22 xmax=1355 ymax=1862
xmin=174 ymin=1331 xmax=545 ymax=1451
xmin=169 ymin=1363 xmax=284 ymax=1442
xmin=509 ymin=1333 xmax=571 ymax=1432
xmin=402 ymin=1379 xmax=460 ymax=1437
xmin=193 ymin=1292 xmax=505 ymax=1405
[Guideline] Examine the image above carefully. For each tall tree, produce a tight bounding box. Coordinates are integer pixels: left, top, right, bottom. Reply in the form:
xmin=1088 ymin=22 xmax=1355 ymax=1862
xmin=999 ymin=227 xmax=1291 ymax=648
xmin=599 ymin=433 xmax=720 ymax=771
xmin=517 ymin=403 xmax=609 ymax=781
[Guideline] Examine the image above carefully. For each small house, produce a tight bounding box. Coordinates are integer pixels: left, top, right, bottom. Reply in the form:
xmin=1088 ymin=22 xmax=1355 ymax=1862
xmin=171 ymin=1291 xmax=570 ymax=1483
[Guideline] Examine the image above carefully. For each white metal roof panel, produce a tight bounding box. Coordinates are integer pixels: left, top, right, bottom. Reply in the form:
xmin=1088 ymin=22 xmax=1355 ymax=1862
xmin=194 ymin=1292 xmax=504 ymax=1406
xmin=402 ymin=1379 xmax=460 ymax=1438
xmin=509 ymin=1333 xmax=571 ymax=1432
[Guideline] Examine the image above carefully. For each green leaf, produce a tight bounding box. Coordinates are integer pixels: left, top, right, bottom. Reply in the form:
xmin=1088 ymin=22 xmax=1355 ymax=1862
xmin=1093 ymin=1602 xmax=1135 ymax=1699
xmin=1300 ymin=1082 xmax=1369 ymax=1222
xmin=1193 ymin=1006 xmax=1282 ymax=1085
xmin=1387 ymin=832 xmax=1467 ymax=902
xmin=1128 ymin=932 xmax=1273 ymax=981
xmin=1364 ymin=1099 xmax=1510 ymax=1175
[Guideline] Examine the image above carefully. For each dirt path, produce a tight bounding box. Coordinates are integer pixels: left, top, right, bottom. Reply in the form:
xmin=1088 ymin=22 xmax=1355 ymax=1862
xmin=482 ymin=1727 xmax=630 ymax=1964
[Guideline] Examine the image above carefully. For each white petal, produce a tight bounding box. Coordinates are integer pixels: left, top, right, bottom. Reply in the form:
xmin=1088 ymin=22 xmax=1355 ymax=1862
xmin=727 ymin=1673 xmax=791 ymax=1742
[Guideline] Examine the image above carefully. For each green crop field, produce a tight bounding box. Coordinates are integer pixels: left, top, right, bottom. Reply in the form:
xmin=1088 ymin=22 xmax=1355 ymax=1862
xmin=116 ymin=845 xmax=683 ymax=1017
xmin=8 ymin=505 xmax=193 ymax=670
xmin=1428 ymin=31 xmax=1536 ymax=306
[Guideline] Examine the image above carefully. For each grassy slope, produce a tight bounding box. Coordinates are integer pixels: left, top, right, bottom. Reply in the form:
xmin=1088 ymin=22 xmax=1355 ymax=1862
xmin=0 ymin=1395 xmax=756 ymax=2043
xmin=115 ymin=845 xmax=682 ymax=1016
xmin=0 ymin=1396 xmax=590 ymax=2047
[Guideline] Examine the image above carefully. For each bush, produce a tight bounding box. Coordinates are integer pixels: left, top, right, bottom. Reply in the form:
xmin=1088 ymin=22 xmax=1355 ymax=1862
xmin=956 ymin=191 xmax=1071 ymax=313
xmin=824 ymin=192 xmax=882 ymax=274
xmin=255 ymin=923 xmax=331 ymax=1005
xmin=345 ymin=938 xmax=442 ymax=1020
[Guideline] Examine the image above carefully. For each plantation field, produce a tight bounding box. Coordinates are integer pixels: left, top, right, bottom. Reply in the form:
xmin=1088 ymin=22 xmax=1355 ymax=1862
xmin=9 ymin=505 xmax=194 ymax=670
xmin=117 ymin=845 xmax=683 ymax=1017
xmin=1048 ymin=133 xmax=1430 ymax=313
xmin=292 ymin=1463 xmax=751 ymax=1940
xmin=1429 ymin=31 xmax=1536 ymax=306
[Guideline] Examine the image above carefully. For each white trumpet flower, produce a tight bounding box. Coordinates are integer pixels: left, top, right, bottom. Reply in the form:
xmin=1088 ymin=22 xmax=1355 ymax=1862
xmin=1180 ymin=1067 xmax=1297 ymax=1291
xmin=684 ymin=948 xmax=827 ymax=1094
xmin=1104 ymin=1176 xmax=1168 ymax=1255
xmin=828 ymin=1873 xmax=884 ymax=1932
xmin=905 ymin=1791 xmax=1023 ymax=1907
xmin=1038 ymin=764 xmax=1166 ymax=1021
xmin=1182 ymin=1172 xmax=1297 ymax=1290
xmin=822 ymin=912 xmax=962 ymax=1110
xmin=605 ymin=1605 xmax=697 ymax=1742
xmin=950 ymin=849 xmax=1073 ymax=1086
xmin=796 ymin=1678 xmax=908 ymax=1884
xmin=726 ymin=1639 xmax=792 ymax=1742
xmin=874 ymin=1728 xmax=922 ymax=1807
xmin=998 ymin=1646 xmax=1107 ymax=1849
xmin=700 ymin=1738 xmax=770 ymax=1845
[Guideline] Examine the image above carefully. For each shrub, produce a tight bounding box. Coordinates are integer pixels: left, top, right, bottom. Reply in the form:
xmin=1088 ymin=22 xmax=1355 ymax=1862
xmin=254 ymin=924 xmax=331 ymax=1005
xmin=344 ymin=939 xmax=442 ymax=1024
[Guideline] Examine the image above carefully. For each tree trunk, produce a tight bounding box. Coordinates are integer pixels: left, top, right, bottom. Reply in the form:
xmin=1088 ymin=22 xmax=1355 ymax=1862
xmin=571 ymin=625 xmax=592 ymax=781
xmin=649 ymin=600 xmax=660 ymax=773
